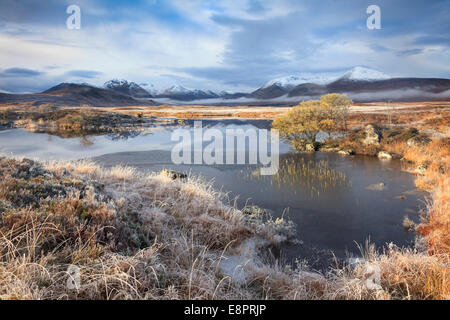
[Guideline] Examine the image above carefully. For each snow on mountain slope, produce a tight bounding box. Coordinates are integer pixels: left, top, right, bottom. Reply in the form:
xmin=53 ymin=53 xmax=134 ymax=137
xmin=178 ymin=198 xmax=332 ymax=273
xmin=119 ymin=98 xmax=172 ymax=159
xmin=263 ymin=74 xmax=337 ymax=88
xmin=104 ymin=79 xmax=142 ymax=90
xmin=339 ymin=67 xmax=391 ymax=81
xmin=104 ymin=79 xmax=152 ymax=98
xmin=262 ymin=67 xmax=391 ymax=90
xmin=163 ymin=85 xmax=192 ymax=95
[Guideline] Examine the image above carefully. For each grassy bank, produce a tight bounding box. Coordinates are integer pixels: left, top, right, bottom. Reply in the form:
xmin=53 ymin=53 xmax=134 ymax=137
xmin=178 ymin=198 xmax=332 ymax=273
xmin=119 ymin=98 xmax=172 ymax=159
xmin=0 ymin=154 xmax=448 ymax=300
xmin=316 ymin=124 xmax=449 ymax=299
xmin=0 ymin=106 xmax=151 ymax=137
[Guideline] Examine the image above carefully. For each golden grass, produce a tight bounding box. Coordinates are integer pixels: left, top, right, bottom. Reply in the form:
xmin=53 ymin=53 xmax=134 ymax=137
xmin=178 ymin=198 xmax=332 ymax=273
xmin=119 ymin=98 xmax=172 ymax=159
xmin=0 ymin=135 xmax=449 ymax=300
xmin=382 ymin=135 xmax=449 ymax=298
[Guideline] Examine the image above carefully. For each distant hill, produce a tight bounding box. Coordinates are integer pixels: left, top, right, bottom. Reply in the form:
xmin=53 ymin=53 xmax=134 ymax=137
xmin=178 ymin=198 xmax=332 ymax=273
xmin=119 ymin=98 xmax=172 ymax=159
xmin=0 ymin=83 xmax=157 ymax=107
xmin=247 ymin=84 xmax=290 ymax=100
xmin=43 ymin=83 xmax=90 ymax=93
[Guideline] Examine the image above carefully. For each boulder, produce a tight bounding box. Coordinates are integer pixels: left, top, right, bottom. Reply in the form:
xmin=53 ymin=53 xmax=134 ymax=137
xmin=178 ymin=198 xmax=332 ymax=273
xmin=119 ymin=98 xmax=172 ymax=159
xmin=377 ymin=151 xmax=393 ymax=160
xmin=160 ymin=169 xmax=187 ymax=180
xmin=407 ymin=136 xmax=431 ymax=148
xmin=338 ymin=149 xmax=354 ymax=156
xmin=305 ymin=144 xmax=316 ymax=152
xmin=362 ymin=124 xmax=382 ymax=146
xmin=366 ymin=182 xmax=386 ymax=191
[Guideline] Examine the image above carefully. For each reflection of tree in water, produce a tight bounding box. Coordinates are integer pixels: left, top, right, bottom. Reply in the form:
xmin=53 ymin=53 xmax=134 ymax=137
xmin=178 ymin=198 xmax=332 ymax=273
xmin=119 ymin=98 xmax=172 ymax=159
xmin=245 ymin=154 xmax=351 ymax=199
xmin=106 ymin=131 xmax=141 ymax=141
xmin=80 ymin=136 xmax=94 ymax=148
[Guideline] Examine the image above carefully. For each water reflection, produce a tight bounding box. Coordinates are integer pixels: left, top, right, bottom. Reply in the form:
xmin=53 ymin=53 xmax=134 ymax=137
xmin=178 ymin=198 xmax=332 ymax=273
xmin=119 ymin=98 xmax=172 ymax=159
xmin=0 ymin=121 xmax=426 ymax=268
xmin=245 ymin=153 xmax=351 ymax=199
xmin=106 ymin=130 xmax=142 ymax=141
xmin=80 ymin=136 xmax=94 ymax=148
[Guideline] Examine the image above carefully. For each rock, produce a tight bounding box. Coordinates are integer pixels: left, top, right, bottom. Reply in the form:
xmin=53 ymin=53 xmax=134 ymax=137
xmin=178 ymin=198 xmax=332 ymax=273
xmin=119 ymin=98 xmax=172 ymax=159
xmin=366 ymin=182 xmax=386 ymax=191
xmin=160 ymin=169 xmax=187 ymax=180
xmin=338 ymin=149 xmax=354 ymax=156
xmin=407 ymin=136 xmax=431 ymax=148
xmin=402 ymin=216 xmax=416 ymax=232
xmin=305 ymin=144 xmax=316 ymax=152
xmin=377 ymin=151 xmax=392 ymax=160
xmin=362 ymin=124 xmax=382 ymax=146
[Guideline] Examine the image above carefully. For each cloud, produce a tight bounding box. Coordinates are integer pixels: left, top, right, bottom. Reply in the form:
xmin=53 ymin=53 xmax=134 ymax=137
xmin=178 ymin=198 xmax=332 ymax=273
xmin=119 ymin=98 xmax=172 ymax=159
xmin=0 ymin=0 xmax=448 ymax=93
xmin=413 ymin=36 xmax=450 ymax=46
xmin=397 ymin=49 xmax=424 ymax=57
xmin=64 ymin=70 xmax=102 ymax=79
xmin=246 ymin=0 xmax=269 ymax=15
xmin=0 ymin=67 xmax=45 ymax=77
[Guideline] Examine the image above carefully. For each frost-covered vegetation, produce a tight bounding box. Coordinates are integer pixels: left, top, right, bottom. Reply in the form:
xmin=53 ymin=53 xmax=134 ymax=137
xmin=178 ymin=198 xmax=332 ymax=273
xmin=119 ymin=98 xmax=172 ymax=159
xmin=0 ymin=155 xmax=447 ymax=300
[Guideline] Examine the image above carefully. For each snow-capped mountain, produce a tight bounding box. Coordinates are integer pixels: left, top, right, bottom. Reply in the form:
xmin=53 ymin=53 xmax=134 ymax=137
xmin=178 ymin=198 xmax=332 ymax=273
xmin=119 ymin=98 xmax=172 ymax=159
xmin=139 ymin=83 xmax=160 ymax=96
xmin=262 ymin=67 xmax=389 ymax=90
xmin=162 ymin=85 xmax=192 ymax=95
xmin=339 ymin=67 xmax=391 ymax=82
xmin=250 ymin=67 xmax=450 ymax=101
xmin=252 ymin=67 xmax=390 ymax=99
xmin=263 ymin=74 xmax=338 ymax=89
xmin=104 ymin=79 xmax=152 ymax=98
xmin=155 ymin=85 xmax=219 ymax=101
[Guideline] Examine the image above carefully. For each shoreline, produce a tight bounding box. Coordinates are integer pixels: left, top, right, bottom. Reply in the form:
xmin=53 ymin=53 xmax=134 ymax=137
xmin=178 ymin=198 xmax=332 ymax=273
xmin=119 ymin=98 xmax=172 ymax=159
xmin=0 ymin=152 xmax=446 ymax=299
xmin=0 ymin=103 xmax=448 ymax=300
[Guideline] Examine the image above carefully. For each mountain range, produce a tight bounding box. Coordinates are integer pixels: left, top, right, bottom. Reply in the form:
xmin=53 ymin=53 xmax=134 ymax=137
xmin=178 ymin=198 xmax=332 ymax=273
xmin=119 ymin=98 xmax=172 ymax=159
xmin=248 ymin=67 xmax=450 ymax=100
xmin=0 ymin=67 xmax=449 ymax=106
xmin=103 ymin=68 xmax=450 ymax=102
xmin=104 ymin=79 xmax=153 ymax=99
xmin=104 ymin=81 xmax=247 ymax=101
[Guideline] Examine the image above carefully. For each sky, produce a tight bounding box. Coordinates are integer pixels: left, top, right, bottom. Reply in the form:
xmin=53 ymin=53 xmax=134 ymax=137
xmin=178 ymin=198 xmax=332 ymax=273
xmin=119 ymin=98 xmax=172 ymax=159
xmin=0 ymin=0 xmax=449 ymax=93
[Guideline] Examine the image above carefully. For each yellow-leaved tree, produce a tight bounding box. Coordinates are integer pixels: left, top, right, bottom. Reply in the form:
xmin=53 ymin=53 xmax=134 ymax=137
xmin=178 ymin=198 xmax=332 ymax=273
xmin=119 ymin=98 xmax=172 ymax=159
xmin=273 ymin=93 xmax=352 ymax=150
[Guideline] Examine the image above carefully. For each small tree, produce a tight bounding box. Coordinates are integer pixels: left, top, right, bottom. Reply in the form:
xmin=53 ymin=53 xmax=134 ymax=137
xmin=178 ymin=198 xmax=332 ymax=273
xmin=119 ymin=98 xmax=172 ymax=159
xmin=273 ymin=93 xmax=352 ymax=150
xmin=320 ymin=93 xmax=352 ymax=132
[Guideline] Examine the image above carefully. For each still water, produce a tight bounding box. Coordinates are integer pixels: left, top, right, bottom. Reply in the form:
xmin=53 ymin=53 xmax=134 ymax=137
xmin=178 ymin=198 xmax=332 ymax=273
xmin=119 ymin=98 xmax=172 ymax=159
xmin=0 ymin=121 xmax=425 ymax=268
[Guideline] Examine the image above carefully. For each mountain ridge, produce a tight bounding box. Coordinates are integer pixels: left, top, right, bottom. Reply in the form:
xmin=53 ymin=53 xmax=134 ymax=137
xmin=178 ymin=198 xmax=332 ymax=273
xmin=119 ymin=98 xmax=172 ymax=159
xmin=1 ymin=83 xmax=157 ymax=107
xmin=104 ymin=79 xmax=153 ymax=98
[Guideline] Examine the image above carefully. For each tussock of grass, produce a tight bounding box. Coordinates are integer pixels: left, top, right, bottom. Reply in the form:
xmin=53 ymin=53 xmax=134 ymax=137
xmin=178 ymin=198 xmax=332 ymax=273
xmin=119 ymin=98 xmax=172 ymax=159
xmin=385 ymin=137 xmax=449 ymax=258
xmin=0 ymin=155 xmax=448 ymax=300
